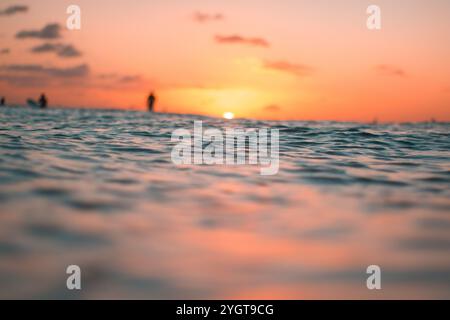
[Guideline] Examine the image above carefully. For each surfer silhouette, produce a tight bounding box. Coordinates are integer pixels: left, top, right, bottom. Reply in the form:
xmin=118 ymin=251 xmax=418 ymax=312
xmin=0 ymin=97 xmax=5 ymax=106
xmin=147 ymin=92 xmax=156 ymax=112
xmin=39 ymin=94 xmax=47 ymax=109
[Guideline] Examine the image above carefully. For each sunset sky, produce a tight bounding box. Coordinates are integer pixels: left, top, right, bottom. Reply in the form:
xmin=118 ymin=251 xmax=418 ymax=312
xmin=0 ymin=0 xmax=449 ymax=121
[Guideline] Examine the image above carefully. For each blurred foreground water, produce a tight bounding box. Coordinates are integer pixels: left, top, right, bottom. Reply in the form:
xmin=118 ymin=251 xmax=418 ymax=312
xmin=0 ymin=107 xmax=449 ymax=299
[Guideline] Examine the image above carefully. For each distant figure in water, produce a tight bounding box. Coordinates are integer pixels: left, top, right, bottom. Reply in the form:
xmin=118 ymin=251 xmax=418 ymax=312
xmin=147 ymin=92 xmax=156 ymax=112
xmin=39 ymin=94 xmax=47 ymax=109
xmin=0 ymin=97 xmax=5 ymax=106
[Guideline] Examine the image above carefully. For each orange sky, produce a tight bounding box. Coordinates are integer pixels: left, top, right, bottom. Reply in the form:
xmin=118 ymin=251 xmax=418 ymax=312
xmin=0 ymin=0 xmax=449 ymax=121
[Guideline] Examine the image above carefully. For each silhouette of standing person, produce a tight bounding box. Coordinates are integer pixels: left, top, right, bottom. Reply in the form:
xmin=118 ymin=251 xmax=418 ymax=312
xmin=39 ymin=93 xmax=47 ymax=109
xmin=0 ymin=97 xmax=5 ymax=106
xmin=147 ymin=92 xmax=156 ymax=112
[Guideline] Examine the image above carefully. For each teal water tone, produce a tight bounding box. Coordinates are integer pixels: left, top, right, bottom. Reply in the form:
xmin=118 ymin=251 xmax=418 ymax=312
xmin=0 ymin=107 xmax=449 ymax=299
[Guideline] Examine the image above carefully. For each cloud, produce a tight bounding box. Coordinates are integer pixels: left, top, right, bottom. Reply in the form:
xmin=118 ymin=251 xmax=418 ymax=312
xmin=264 ymin=104 xmax=281 ymax=112
xmin=98 ymin=73 xmax=118 ymax=80
xmin=0 ymin=48 xmax=10 ymax=55
xmin=31 ymin=43 xmax=82 ymax=58
xmin=85 ymin=73 xmax=148 ymax=91
xmin=16 ymin=23 xmax=62 ymax=39
xmin=214 ymin=34 xmax=270 ymax=47
xmin=376 ymin=64 xmax=407 ymax=77
xmin=264 ymin=60 xmax=314 ymax=77
xmin=0 ymin=64 xmax=90 ymax=78
xmin=193 ymin=12 xmax=224 ymax=23
xmin=118 ymin=75 xmax=141 ymax=83
xmin=0 ymin=74 xmax=49 ymax=87
xmin=0 ymin=5 xmax=28 ymax=16
xmin=97 ymin=73 xmax=142 ymax=84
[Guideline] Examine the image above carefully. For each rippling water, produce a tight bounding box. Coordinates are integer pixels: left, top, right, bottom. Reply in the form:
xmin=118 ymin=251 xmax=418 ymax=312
xmin=0 ymin=107 xmax=449 ymax=299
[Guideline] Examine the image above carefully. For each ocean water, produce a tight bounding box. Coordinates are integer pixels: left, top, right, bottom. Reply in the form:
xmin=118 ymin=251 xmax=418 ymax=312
xmin=0 ymin=107 xmax=449 ymax=299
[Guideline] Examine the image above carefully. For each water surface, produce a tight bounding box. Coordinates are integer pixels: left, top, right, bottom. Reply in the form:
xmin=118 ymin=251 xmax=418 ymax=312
xmin=0 ymin=107 xmax=449 ymax=299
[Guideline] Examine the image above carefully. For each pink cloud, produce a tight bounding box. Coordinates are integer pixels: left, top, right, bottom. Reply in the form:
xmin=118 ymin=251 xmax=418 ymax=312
xmin=376 ymin=65 xmax=407 ymax=77
xmin=214 ymin=34 xmax=270 ymax=48
xmin=264 ymin=60 xmax=314 ymax=77
xmin=193 ymin=12 xmax=224 ymax=23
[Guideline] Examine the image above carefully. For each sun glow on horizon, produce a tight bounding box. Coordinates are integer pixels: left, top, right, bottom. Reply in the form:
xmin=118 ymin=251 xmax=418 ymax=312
xmin=223 ymin=112 xmax=235 ymax=120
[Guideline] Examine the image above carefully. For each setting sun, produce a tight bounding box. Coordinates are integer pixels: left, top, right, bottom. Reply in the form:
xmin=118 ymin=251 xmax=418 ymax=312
xmin=223 ymin=112 xmax=235 ymax=120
